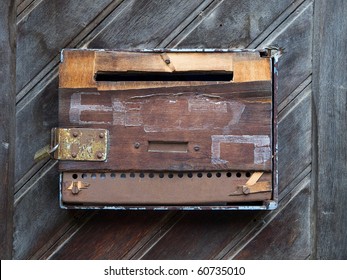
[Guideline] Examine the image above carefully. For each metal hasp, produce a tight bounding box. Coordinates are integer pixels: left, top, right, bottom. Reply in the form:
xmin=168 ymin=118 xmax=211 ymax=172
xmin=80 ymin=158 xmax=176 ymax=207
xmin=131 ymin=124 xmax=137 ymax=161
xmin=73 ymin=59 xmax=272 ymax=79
xmin=51 ymin=128 xmax=108 ymax=161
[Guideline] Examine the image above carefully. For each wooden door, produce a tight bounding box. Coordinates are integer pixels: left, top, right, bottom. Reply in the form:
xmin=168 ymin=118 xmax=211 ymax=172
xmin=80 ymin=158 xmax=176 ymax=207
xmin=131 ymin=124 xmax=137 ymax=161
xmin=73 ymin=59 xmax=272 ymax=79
xmin=1 ymin=0 xmax=346 ymax=259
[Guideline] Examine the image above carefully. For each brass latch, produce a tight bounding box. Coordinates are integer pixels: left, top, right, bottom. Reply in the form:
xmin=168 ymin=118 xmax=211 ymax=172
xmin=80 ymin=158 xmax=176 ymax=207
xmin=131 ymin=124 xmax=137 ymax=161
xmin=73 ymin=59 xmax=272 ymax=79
xmin=34 ymin=128 xmax=109 ymax=162
xmin=51 ymin=128 xmax=108 ymax=161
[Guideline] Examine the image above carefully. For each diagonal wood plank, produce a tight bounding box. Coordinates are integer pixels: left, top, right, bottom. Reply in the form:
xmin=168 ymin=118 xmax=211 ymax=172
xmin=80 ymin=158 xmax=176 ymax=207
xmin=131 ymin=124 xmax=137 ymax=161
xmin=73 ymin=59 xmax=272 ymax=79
xmin=13 ymin=161 xmax=80 ymax=259
xmin=230 ymin=174 xmax=311 ymax=259
xmin=258 ymin=1 xmax=313 ymax=104
xmin=16 ymin=0 xmax=116 ymax=94
xmin=86 ymin=0 xmax=206 ymax=48
xmin=172 ymin=0 xmax=297 ymax=48
xmin=49 ymin=212 xmax=175 ymax=260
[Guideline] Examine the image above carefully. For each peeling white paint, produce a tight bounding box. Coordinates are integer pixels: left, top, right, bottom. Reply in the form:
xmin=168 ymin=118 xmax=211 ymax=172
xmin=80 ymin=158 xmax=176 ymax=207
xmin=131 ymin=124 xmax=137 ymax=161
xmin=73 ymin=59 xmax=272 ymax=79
xmin=211 ymin=135 xmax=271 ymax=165
xmin=69 ymin=92 xmax=113 ymax=124
xmin=188 ymin=98 xmax=227 ymax=112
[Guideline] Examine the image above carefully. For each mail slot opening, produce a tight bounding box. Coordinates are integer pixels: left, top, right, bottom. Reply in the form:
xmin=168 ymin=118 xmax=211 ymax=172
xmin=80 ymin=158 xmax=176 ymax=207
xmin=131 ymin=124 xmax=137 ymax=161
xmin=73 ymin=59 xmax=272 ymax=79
xmin=95 ymin=71 xmax=233 ymax=82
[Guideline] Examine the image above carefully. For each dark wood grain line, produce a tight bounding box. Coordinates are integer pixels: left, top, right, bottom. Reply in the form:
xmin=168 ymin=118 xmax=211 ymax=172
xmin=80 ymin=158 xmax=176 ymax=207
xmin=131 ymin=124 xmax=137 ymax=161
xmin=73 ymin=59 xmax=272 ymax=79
xmin=0 ymin=0 xmax=16 ymax=260
xmin=221 ymin=173 xmax=311 ymax=259
xmin=313 ymin=0 xmax=347 ymax=259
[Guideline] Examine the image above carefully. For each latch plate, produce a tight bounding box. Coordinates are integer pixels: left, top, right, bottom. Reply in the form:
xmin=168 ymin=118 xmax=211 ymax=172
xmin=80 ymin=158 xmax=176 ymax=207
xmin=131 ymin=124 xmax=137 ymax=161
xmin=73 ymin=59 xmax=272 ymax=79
xmin=52 ymin=128 xmax=108 ymax=161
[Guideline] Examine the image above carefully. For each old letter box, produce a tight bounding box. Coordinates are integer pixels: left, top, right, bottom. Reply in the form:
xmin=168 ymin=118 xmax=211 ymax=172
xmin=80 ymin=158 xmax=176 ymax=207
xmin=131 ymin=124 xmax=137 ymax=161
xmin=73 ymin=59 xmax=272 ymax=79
xmin=55 ymin=49 xmax=279 ymax=210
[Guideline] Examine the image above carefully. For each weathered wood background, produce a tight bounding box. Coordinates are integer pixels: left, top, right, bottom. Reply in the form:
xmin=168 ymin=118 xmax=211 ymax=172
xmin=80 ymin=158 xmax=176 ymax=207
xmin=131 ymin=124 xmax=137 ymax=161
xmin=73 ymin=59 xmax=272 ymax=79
xmin=0 ymin=0 xmax=346 ymax=259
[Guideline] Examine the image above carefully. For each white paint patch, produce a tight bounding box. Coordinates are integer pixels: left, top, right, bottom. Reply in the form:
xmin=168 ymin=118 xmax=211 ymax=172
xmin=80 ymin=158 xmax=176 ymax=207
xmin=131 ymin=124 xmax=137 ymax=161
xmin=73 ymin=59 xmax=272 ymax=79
xmin=112 ymin=99 xmax=126 ymax=125
xmin=211 ymin=135 xmax=271 ymax=165
xmin=223 ymin=102 xmax=246 ymax=130
xmin=69 ymin=92 xmax=113 ymax=124
xmin=124 ymin=102 xmax=143 ymax=127
xmin=188 ymin=98 xmax=228 ymax=112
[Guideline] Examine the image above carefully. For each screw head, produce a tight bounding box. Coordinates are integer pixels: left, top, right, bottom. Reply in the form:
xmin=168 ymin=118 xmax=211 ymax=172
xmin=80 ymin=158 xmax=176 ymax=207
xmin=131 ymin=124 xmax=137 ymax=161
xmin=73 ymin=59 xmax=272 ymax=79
xmin=99 ymin=133 xmax=104 ymax=138
xmin=242 ymin=186 xmax=250 ymax=195
xmin=165 ymin=59 xmax=170 ymax=64
xmin=71 ymin=152 xmax=77 ymax=158
xmin=97 ymin=152 xmax=103 ymax=159
xmin=71 ymin=185 xmax=80 ymax=195
xmin=194 ymin=146 xmax=200 ymax=151
xmin=134 ymin=142 xmax=140 ymax=149
xmin=72 ymin=131 xmax=78 ymax=137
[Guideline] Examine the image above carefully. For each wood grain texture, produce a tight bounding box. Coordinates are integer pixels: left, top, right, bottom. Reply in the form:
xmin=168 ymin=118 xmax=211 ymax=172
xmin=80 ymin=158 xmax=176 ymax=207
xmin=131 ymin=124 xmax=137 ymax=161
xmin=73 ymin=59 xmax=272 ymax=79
xmin=87 ymin=0 xmax=204 ymax=49
xmin=50 ymin=211 xmax=170 ymax=259
xmin=16 ymin=0 xmax=114 ymax=93
xmin=173 ymin=0 xmax=295 ymax=48
xmin=13 ymin=161 xmax=79 ymax=259
xmin=59 ymin=81 xmax=273 ymax=172
xmin=0 ymin=0 xmax=16 ymax=260
xmin=140 ymin=211 xmax=258 ymax=260
xmin=11 ymin=0 xmax=318 ymax=260
xmin=313 ymin=0 xmax=347 ymax=259
xmin=258 ymin=1 xmax=313 ymax=104
xmin=15 ymin=77 xmax=58 ymax=183
xmin=233 ymin=176 xmax=311 ymax=259
xmin=13 ymin=1 xmax=218 ymax=259
xmin=278 ymin=86 xmax=311 ymax=193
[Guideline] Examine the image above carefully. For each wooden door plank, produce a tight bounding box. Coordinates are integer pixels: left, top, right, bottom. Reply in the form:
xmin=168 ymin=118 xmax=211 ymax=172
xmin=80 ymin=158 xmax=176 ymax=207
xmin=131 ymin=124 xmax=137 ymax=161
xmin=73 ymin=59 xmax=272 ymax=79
xmin=233 ymin=176 xmax=311 ymax=259
xmin=13 ymin=161 xmax=78 ymax=259
xmin=258 ymin=1 xmax=313 ymax=104
xmin=174 ymin=0 xmax=295 ymax=48
xmin=16 ymin=0 xmax=114 ymax=93
xmin=15 ymin=77 xmax=58 ymax=183
xmin=86 ymin=0 xmax=204 ymax=49
xmin=278 ymin=86 xmax=311 ymax=193
xmin=140 ymin=211 xmax=257 ymax=260
xmin=313 ymin=0 xmax=347 ymax=259
xmin=49 ymin=212 xmax=170 ymax=259
xmin=0 ymin=0 xmax=16 ymax=260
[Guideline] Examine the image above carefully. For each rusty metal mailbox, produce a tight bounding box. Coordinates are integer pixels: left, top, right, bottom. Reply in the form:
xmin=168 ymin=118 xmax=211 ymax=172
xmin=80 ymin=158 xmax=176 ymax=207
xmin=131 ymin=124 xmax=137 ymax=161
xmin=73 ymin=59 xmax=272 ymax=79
xmin=55 ymin=49 xmax=279 ymax=210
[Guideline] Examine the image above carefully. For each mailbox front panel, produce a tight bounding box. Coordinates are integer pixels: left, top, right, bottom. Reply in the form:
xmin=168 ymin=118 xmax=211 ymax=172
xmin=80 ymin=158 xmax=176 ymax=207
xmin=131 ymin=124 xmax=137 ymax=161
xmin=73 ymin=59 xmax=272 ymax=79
xmin=58 ymin=49 xmax=278 ymax=209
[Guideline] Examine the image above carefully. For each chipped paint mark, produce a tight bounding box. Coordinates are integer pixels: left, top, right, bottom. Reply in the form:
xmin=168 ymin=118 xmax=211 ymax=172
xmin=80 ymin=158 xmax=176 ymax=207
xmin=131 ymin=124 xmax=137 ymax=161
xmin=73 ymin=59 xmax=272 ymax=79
xmin=2 ymin=142 xmax=9 ymax=149
xmin=211 ymin=135 xmax=271 ymax=165
xmin=69 ymin=92 xmax=112 ymax=124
